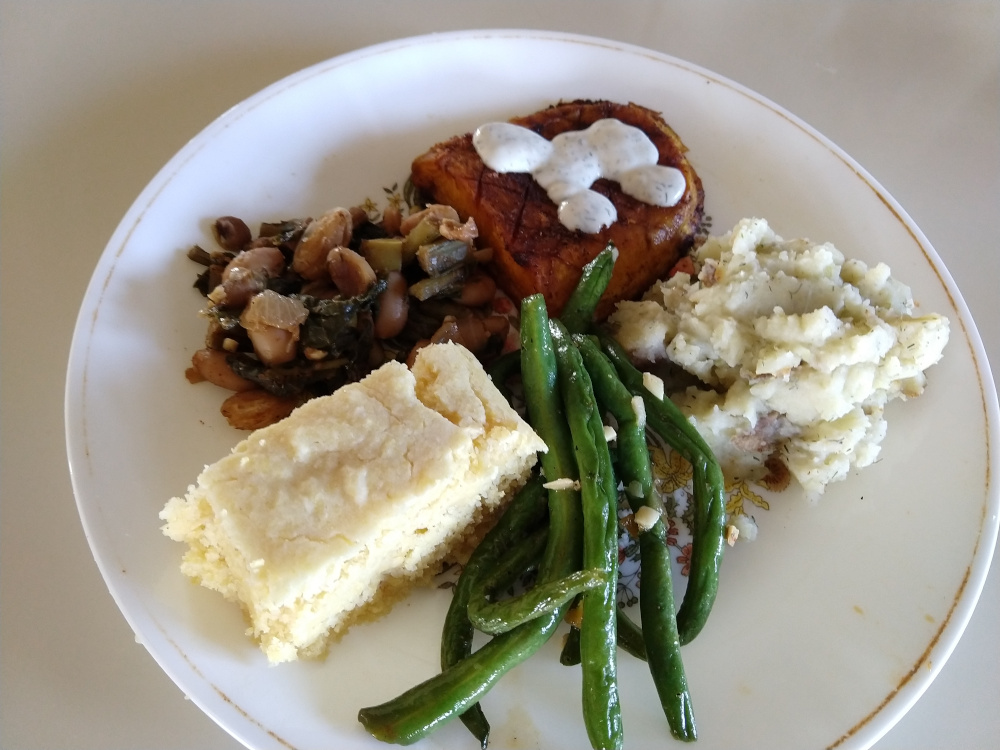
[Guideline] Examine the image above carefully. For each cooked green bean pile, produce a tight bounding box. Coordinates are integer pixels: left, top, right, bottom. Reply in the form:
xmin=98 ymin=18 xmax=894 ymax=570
xmin=358 ymin=246 xmax=726 ymax=748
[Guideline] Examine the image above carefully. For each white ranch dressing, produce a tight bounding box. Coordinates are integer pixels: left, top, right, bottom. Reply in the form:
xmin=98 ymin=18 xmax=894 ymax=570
xmin=472 ymin=118 xmax=686 ymax=233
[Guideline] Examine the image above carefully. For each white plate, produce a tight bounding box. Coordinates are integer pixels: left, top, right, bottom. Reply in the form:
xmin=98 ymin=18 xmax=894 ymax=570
xmin=66 ymin=30 xmax=999 ymax=750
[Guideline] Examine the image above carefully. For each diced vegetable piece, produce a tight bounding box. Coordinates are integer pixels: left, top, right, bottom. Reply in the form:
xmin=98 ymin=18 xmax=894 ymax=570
xmin=417 ymin=239 xmax=470 ymax=276
xmin=408 ymin=265 xmax=468 ymax=301
xmin=401 ymin=215 xmax=442 ymax=262
xmin=361 ymin=237 xmax=405 ymax=273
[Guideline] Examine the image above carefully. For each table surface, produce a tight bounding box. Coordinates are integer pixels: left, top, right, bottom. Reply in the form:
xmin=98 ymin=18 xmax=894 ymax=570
xmin=2 ymin=2 xmax=998 ymax=749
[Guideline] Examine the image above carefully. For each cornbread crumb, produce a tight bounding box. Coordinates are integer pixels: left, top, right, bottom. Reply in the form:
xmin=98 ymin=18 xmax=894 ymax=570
xmin=160 ymin=343 xmax=544 ymax=663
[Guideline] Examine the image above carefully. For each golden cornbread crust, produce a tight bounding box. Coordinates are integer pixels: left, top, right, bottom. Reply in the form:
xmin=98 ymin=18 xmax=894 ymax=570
xmin=160 ymin=343 xmax=544 ymax=663
xmin=297 ymin=502 xmax=505 ymax=660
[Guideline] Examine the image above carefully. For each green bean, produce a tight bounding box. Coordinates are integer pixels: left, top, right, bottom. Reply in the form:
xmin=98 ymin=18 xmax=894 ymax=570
xmin=520 ymin=296 xmax=585 ymax=586
xmin=563 ymin=608 xmax=649 ymax=666
xmin=440 ymin=475 xmax=548 ymax=748
xmin=469 ymin=565 xmax=606 ymax=635
xmin=550 ymin=320 xmax=623 ymax=750
xmin=359 ymin=610 xmax=565 ymax=745
xmin=467 ymin=525 xmax=548 ymax=608
xmin=358 ymin=297 xmax=583 ymax=746
xmin=636 ymin=514 xmax=698 ymax=740
xmin=597 ymin=331 xmax=726 ymax=646
xmin=632 ymin=416 xmax=724 ymax=645
xmin=577 ymin=334 xmax=697 ymax=740
xmin=596 ymin=332 xmax=709 ymax=465
xmin=560 ymin=624 xmax=582 ymax=665
xmin=615 ymin=607 xmax=647 ymax=662
xmin=560 ymin=244 xmax=616 ymax=334
xmin=407 ymin=264 xmax=468 ymax=301
xmin=648 ymin=420 xmax=725 ymax=646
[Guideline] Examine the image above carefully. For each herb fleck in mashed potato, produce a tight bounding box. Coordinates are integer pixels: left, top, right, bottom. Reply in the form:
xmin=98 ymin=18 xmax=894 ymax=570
xmin=610 ymin=217 xmax=950 ymax=499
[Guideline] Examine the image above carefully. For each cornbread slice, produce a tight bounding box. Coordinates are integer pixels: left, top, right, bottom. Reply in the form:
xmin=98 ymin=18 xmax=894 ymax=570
xmin=160 ymin=343 xmax=544 ymax=663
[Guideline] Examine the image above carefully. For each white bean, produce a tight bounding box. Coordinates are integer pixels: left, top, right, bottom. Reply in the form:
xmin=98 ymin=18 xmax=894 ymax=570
xmin=247 ymin=326 xmax=297 ymax=366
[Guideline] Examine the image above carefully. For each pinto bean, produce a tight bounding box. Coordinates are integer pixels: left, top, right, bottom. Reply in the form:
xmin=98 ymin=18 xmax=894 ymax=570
xmin=368 ymin=340 xmax=386 ymax=368
xmin=226 ymin=245 xmax=285 ymax=279
xmin=454 ymin=315 xmax=491 ymax=353
xmin=457 ymin=272 xmax=497 ymax=307
xmin=220 ymin=389 xmax=299 ymax=430
xmin=190 ymin=348 xmax=256 ymax=392
xmin=327 ymin=246 xmax=377 ymax=298
xmin=382 ymin=203 xmax=402 ymax=236
xmin=293 ymin=207 xmax=353 ymax=280
xmin=429 ymin=316 xmax=461 ymax=345
xmin=373 ymin=271 xmax=409 ymax=339
xmin=483 ymin=314 xmax=510 ymax=339
xmin=425 ymin=314 xmax=490 ymax=353
xmin=406 ymin=339 xmax=432 ymax=368
xmin=210 ymin=245 xmax=286 ymax=307
xmin=213 ymin=216 xmax=252 ymax=252
xmin=349 ymin=205 xmax=370 ymax=229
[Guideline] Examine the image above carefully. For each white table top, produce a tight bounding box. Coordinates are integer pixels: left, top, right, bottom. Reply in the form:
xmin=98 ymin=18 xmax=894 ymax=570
xmin=2 ymin=2 xmax=997 ymax=749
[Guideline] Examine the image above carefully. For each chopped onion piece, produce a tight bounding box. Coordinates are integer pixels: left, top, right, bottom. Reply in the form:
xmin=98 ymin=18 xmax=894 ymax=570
xmin=725 ymin=525 xmax=740 ymax=546
xmin=603 ymin=424 xmax=617 ymax=443
xmin=241 ymin=289 xmax=308 ymax=332
xmin=729 ymin=514 xmax=759 ymax=543
xmin=631 ymin=395 xmax=646 ymax=430
xmin=634 ymin=505 xmax=661 ymax=532
xmin=626 ymin=480 xmax=644 ymax=499
xmin=642 ymin=371 xmax=665 ymax=400
xmin=543 ymin=477 xmax=581 ymax=491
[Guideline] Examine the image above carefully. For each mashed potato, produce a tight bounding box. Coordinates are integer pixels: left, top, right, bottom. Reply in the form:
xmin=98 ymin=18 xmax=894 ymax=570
xmin=610 ymin=217 xmax=949 ymax=499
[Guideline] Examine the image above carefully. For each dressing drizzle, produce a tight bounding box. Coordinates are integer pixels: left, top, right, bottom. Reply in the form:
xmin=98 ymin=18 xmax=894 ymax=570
xmin=472 ymin=118 xmax=686 ymax=233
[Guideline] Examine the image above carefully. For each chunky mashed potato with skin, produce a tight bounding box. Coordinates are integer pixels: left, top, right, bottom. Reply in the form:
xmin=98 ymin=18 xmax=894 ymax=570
xmin=610 ymin=217 xmax=950 ymax=499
